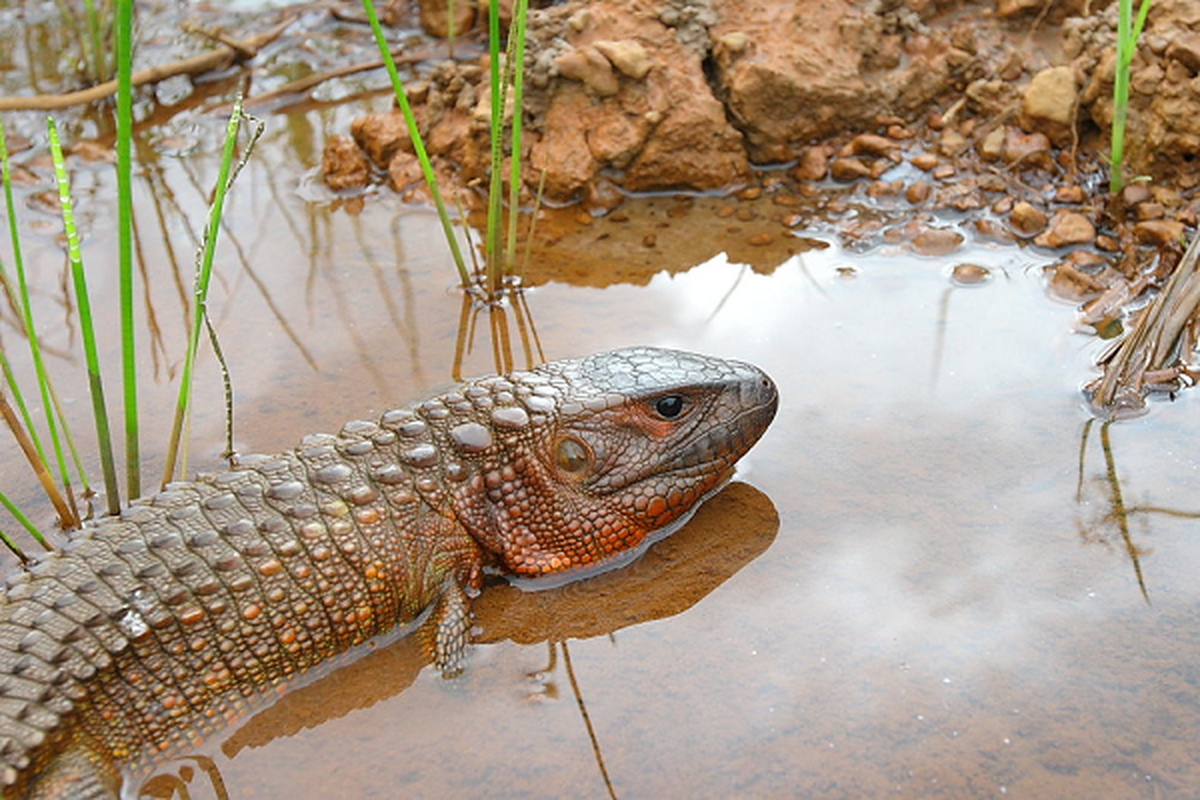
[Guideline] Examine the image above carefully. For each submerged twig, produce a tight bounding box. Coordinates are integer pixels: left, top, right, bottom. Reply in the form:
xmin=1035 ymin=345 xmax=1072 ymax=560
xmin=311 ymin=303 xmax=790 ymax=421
xmin=0 ymin=19 xmax=294 ymax=111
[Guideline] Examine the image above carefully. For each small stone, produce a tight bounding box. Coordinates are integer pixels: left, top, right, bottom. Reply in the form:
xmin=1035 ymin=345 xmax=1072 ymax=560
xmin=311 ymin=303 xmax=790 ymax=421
xmin=322 ymin=135 xmax=371 ymax=192
xmin=979 ymin=127 xmax=1006 ymax=161
xmin=1033 ymin=210 xmax=1095 ymax=247
xmin=911 ymin=228 xmax=964 ymax=256
xmin=717 ymin=31 xmax=750 ymax=52
xmin=738 ymin=186 xmax=762 ymax=201
xmin=867 ymin=180 xmax=902 ymax=198
xmin=830 ymin=157 xmax=871 ymax=182
xmin=556 ymin=47 xmax=619 ymax=96
xmin=594 ymin=40 xmax=653 ymax=80
xmin=1095 ymin=234 xmax=1121 ymax=252
xmin=419 ymin=0 xmax=476 ymax=38
xmin=1045 ymin=262 xmax=1107 ymax=302
xmin=1133 ymin=220 xmax=1185 ymax=246
xmin=350 ymin=112 xmax=414 ymax=169
xmin=1054 ymin=185 xmax=1085 ymax=204
xmin=1009 ymin=201 xmax=1048 ymax=236
xmin=932 ymin=164 xmax=956 ymax=180
xmin=793 ymin=146 xmax=831 ymax=181
xmin=1002 ymin=129 xmax=1052 ymax=167
xmin=747 ymin=233 xmax=773 ymax=247
xmin=910 ymin=153 xmax=938 ymax=171
xmin=1021 ymin=66 xmax=1078 ymax=129
xmin=905 ymin=182 xmax=931 ymax=204
xmin=1135 ymin=202 xmax=1165 ymax=221
xmin=583 ymin=180 xmax=624 ymax=214
xmin=973 ymin=219 xmax=1016 ymax=243
xmin=950 ymin=264 xmax=992 ymax=286
xmin=1120 ymin=183 xmax=1153 ymax=206
xmin=387 ymin=152 xmax=424 ymax=194
xmin=939 ymin=130 xmax=968 ymax=156
xmin=992 ymin=196 xmax=1014 ymax=215
xmin=642 ymin=233 xmax=657 ymax=247
xmin=841 ymin=133 xmax=898 ymax=158
xmin=715 ymin=204 xmax=736 ymax=219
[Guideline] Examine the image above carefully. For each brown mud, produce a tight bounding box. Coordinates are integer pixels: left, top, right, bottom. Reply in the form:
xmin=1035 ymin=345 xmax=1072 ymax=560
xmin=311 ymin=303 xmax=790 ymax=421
xmin=330 ymin=0 xmax=1200 ymax=409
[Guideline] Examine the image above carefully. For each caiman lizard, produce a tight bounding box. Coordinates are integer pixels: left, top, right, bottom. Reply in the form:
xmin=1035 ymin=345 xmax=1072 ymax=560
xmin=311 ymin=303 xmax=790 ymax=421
xmin=0 ymin=346 xmax=778 ymax=797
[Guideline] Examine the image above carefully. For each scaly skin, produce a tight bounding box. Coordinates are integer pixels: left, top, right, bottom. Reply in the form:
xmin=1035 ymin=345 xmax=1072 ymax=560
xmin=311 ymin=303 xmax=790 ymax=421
xmin=0 ymin=347 xmax=778 ymax=798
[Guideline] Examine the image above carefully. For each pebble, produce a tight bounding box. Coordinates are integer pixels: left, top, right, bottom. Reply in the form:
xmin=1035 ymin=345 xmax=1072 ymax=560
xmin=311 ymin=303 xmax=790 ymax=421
xmin=1133 ymin=220 xmax=1185 ymax=246
xmin=1120 ymin=183 xmax=1152 ymax=206
xmin=912 ymin=228 xmax=964 ymax=256
xmin=1135 ymin=202 xmax=1165 ymax=221
xmin=973 ymin=219 xmax=1016 ymax=243
xmin=594 ymin=40 xmax=653 ymax=80
xmin=641 ymin=233 xmax=657 ymax=247
xmin=978 ymin=127 xmax=1005 ymax=161
xmin=1033 ymin=210 xmax=1095 ymax=247
xmin=1054 ymin=185 xmax=1085 ymax=203
xmin=910 ymin=153 xmax=938 ymax=171
xmin=950 ymin=264 xmax=992 ymax=286
xmin=906 ymin=181 xmax=931 ymax=204
xmin=939 ymin=130 xmax=968 ymax=156
xmin=830 ymin=157 xmax=872 ymax=182
xmin=1002 ymin=129 xmax=1051 ymax=166
xmin=747 ymin=232 xmax=774 ymax=247
xmin=932 ymin=164 xmax=956 ymax=180
xmin=794 ymin=146 xmax=832 ymax=181
xmin=842 ymin=133 xmax=898 ymax=158
xmin=1009 ymin=201 xmax=1047 ymax=236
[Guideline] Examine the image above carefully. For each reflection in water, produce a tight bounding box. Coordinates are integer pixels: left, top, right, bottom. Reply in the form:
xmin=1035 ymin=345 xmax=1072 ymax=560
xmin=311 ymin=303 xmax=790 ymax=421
xmin=1076 ymin=418 xmax=1200 ymax=603
xmin=176 ymin=483 xmax=778 ymax=797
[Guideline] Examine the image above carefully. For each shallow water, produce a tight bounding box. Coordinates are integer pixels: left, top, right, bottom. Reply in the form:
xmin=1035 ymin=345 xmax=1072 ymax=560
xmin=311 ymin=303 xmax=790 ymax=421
xmin=2 ymin=6 xmax=1199 ymax=799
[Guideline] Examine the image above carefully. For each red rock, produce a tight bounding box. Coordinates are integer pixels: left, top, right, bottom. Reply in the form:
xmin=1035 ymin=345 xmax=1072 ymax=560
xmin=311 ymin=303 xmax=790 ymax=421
xmin=322 ymin=135 xmax=371 ymax=191
xmin=793 ymin=146 xmax=832 ymax=181
xmin=911 ymin=228 xmax=964 ymax=256
xmin=1033 ymin=210 xmax=1096 ymax=247
xmin=1133 ymin=220 xmax=1185 ymax=246
xmin=830 ymin=157 xmax=872 ymax=182
xmin=350 ymin=113 xmax=415 ymax=170
xmin=1009 ymin=201 xmax=1048 ymax=236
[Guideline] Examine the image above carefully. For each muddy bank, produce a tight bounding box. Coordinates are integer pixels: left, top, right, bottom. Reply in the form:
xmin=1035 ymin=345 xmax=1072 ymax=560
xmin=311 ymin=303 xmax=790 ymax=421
xmin=332 ymin=0 xmax=1199 ymax=203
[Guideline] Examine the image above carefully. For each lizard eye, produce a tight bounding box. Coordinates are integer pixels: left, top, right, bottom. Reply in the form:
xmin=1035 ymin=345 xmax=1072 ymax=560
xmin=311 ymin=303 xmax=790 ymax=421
xmin=555 ymin=436 xmax=592 ymax=473
xmin=653 ymin=394 xmax=687 ymax=419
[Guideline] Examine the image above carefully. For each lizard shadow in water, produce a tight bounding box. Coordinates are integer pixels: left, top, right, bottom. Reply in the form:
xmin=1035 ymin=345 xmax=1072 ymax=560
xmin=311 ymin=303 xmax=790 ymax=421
xmin=137 ymin=481 xmax=777 ymax=794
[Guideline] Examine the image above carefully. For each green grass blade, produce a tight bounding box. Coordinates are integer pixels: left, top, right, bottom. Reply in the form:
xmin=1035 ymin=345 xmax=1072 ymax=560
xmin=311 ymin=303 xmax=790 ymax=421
xmin=160 ymin=99 xmax=246 ymax=488
xmin=503 ymin=0 xmax=529 ymax=277
xmin=0 ymin=121 xmax=50 ymax=469
xmin=361 ymin=0 xmax=470 ymax=286
xmin=1109 ymin=0 xmax=1151 ymax=193
xmin=82 ymin=0 xmax=105 ymax=84
xmin=115 ymin=0 xmax=139 ymax=499
xmin=1132 ymin=0 xmax=1153 ymax=42
xmin=484 ymin=0 xmax=505 ymax=289
xmin=47 ymin=118 xmax=120 ymax=515
xmin=0 ymin=486 xmax=47 ymax=556
xmin=0 ymin=119 xmax=79 ymax=529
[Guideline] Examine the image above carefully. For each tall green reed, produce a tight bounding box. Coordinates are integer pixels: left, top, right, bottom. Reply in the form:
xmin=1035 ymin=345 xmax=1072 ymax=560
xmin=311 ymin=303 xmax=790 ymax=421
xmin=361 ymin=0 xmax=530 ymax=293
xmin=362 ymin=0 xmax=470 ymax=286
xmin=1110 ymin=0 xmax=1153 ymax=193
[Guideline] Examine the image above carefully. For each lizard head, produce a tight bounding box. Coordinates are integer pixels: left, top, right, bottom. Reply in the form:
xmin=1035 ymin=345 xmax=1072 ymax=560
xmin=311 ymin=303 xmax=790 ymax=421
xmin=461 ymin=347 xmax=778 ymax=584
